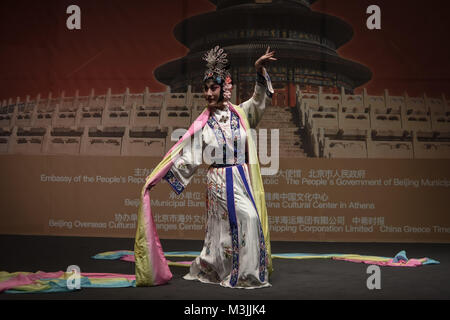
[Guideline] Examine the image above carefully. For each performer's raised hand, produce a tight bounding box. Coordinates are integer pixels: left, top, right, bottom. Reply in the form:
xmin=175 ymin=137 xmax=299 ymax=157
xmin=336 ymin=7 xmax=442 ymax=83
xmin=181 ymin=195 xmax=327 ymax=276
xmin=255 ymin=46 xmax=277 ymax=74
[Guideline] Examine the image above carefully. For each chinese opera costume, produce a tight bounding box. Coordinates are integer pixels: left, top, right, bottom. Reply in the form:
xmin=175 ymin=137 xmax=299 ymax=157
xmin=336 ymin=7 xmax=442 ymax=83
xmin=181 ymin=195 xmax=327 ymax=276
xmin=133 ymin=46 xmax=275 ymax=289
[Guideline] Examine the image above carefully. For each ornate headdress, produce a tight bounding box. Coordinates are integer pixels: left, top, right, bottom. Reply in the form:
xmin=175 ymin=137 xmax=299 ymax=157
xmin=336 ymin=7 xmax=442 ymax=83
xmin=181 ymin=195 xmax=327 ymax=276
xmin=203 ymin=45 xmax=233 ymax=101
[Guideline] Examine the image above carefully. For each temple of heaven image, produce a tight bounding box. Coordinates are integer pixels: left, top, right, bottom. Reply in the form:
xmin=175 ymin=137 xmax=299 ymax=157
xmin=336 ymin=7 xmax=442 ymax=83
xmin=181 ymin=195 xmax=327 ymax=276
xmin=154 ymin=0 xmax=373 ymax=107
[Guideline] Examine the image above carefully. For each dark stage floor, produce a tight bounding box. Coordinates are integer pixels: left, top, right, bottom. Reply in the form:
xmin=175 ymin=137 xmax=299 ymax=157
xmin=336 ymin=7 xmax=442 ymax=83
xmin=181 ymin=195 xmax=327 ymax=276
xmin=0 ymin=235 xmax=449 ymax=300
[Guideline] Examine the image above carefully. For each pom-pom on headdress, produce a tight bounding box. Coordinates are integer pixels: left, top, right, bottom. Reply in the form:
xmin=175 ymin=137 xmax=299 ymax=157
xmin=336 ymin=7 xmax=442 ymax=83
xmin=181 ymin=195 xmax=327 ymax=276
xmin=203 ymin=45 xmax=233 ymax=102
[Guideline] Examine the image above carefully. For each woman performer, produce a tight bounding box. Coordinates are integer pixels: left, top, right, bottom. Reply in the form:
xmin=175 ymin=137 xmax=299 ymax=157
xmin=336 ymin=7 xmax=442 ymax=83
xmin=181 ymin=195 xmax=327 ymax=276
xmin=134 ymin=46 xmax=276 ymax=289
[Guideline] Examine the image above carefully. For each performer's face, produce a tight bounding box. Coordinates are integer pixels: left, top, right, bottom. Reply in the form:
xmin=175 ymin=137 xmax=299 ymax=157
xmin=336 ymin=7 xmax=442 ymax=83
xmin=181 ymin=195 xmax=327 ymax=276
xmin=203 ymin=79 xmax=222 ymax=108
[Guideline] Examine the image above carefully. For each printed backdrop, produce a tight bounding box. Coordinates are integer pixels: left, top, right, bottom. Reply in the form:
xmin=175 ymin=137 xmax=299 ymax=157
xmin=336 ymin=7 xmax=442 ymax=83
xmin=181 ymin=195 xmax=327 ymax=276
xmin=0 ymin=0 xmax=449 ymax=242
xmin=0 ymin=156 xmax=449 ymax=242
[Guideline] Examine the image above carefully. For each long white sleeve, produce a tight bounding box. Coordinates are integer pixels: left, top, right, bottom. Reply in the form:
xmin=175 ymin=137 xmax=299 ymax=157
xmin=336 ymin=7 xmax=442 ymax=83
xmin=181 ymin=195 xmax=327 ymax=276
xmin=163 ymin=133 xmax=203 ymax=194
xmin=240 ymin=68 xmax=274 ymax=128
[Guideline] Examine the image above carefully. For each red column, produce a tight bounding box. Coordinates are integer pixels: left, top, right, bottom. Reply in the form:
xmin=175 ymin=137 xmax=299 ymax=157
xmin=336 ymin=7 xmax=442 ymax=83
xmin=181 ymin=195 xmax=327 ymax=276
xmin=288 ymin=82 xmax=296 ymax=107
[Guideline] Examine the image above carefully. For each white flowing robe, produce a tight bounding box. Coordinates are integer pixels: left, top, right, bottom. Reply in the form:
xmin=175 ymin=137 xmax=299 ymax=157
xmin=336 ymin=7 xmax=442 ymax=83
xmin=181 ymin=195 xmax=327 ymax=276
xmin=164 ymin=71 xmax=273 ymax=289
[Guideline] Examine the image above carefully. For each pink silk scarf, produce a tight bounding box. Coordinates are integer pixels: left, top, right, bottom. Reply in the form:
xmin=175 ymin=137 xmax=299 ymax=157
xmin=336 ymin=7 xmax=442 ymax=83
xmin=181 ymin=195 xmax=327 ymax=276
xmin=134 ymin=102 xmax=259 ymax=286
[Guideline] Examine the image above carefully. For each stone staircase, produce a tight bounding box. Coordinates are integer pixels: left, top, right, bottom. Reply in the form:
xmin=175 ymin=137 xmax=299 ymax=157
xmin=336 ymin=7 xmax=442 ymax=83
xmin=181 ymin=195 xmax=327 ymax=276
xmin=256 ymin=106 xmax=307 ymax=158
